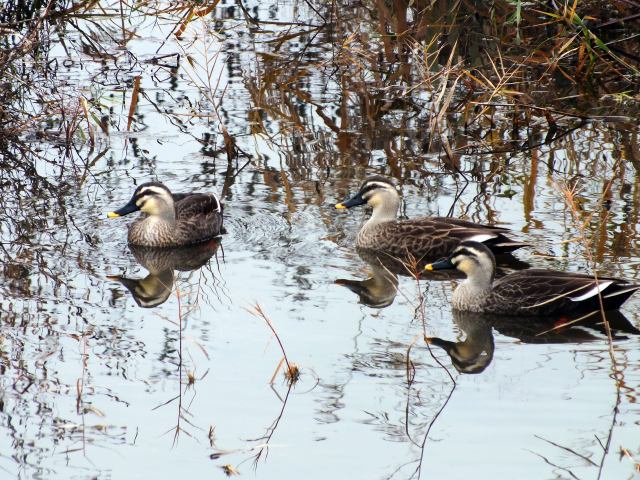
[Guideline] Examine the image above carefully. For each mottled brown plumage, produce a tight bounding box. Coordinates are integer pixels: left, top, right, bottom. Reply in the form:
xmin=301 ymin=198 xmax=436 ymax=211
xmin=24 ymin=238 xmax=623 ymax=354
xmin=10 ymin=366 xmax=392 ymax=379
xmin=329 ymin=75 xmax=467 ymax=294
xmin=335 ymin=176 xmax=525 ymax=260
xmin=108 ymin=182 xmax=223 ymax=247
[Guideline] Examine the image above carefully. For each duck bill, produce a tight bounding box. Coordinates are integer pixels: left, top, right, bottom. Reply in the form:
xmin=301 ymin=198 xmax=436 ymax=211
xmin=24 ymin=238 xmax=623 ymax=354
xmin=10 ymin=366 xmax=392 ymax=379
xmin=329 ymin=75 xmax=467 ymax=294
xmin=425 ymin=337 xmax=456 ymax=350
xmin=107 ymin=198 xmax=139 ymax=218
xmin=424 ymin=258 xmax=455 ymax=271
xmin=335 ymin=193 xmax=365 ymax=209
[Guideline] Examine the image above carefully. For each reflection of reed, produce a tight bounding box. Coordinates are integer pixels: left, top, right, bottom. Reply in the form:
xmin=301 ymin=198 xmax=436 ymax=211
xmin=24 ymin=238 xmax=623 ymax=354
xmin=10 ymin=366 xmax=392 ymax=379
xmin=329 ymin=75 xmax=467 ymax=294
xmin=249 ymin=382 xmax=294 ymax=469
xmin=206 ymin=382 xmax=295 ymax=475
xmin=208 ymin=305 xmax=313 ymax=474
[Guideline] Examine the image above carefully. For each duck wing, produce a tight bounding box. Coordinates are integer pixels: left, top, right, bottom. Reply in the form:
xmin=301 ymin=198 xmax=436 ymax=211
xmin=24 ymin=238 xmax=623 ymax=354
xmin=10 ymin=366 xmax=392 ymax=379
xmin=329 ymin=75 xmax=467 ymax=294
xmin=427 ymin=218 xmax=526 ymax=253
xmin=364 ymin=217 xmax=524 ymax=260
xmin=173 ymin=193 xmax=224 ymax=244
xmin=490 ymin=269 xmax=639 ymax=315
xmin=172 ymin=192 xmax=199 ymax=202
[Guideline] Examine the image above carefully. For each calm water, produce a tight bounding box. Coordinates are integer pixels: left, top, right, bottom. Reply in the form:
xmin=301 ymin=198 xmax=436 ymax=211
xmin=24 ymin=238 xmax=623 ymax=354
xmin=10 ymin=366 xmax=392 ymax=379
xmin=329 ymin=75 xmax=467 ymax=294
xmin=1 ymin=1 xmax=640 ymax=479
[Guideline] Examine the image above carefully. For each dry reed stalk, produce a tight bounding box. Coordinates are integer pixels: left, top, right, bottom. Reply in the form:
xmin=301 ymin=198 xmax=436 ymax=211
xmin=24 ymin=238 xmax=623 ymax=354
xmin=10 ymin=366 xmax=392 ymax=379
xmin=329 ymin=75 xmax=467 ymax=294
xmin=126 ymin=76 xmax=140 ymax=131
xmin=553 ymin=160 xmax=630 ymax=479
xmin=621 ymin=448 xmax=640 ymax=472
xmin=244 ymin=302 xmax=300 ymax=384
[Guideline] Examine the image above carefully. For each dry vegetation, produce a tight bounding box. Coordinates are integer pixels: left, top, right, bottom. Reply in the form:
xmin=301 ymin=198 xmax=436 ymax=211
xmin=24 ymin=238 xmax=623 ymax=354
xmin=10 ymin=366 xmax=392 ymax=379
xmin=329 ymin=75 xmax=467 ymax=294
xmin=2 ymin=0 xmax=638 ymax=157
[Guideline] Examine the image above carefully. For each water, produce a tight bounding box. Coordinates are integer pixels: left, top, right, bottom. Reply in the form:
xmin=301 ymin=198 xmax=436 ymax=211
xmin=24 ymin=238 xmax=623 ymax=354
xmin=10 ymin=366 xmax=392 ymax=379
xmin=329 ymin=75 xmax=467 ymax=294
xmin=1 ymin=1 xmax=640 ymax=479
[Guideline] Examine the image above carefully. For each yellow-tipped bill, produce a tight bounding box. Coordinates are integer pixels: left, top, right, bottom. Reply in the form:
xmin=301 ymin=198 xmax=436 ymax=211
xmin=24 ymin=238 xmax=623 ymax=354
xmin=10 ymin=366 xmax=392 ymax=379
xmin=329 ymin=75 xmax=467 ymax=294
xmin=335 ymin=203 xmax=346 ymax=209
xmin=424 ymin=258 xmax=454 ymax=271
xmin=107 ymin=212 xmax=120 ymax=218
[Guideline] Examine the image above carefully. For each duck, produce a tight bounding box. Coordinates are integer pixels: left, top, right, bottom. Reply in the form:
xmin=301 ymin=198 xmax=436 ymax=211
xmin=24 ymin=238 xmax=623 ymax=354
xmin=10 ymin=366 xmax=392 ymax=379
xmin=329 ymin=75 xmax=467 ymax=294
xmin=107 ymin=182 xmax=223 ymax=247
xmin=335 ymin=176 xmax=526 ymax=261
xmin=424 ymin=241 xmax=640 ymax=315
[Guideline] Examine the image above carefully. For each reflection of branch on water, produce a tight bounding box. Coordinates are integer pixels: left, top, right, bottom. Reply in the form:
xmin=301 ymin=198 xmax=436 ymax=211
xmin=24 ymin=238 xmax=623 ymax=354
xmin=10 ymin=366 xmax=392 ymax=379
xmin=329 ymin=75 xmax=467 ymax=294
xmin=206 ymin=371 xmax=298 ymax=474
xmin=458 ymin=117 xmax=587 ymax=158
xmin=188 ymin=260 xmax=230 ymax=310
xmin=534 ymin=434 xmax=598 ymax=467
xmin=150 ymin=273 xmax=216 ymax=445
xmin=531 ymin=414 xmax=632 ymax=479
xmin=406 ymin=341 xmax=457 ymax=480
xmin=209 ymin=372 xmax=311 ymax=475
xmin=527 ymin=449 xmax=582 ymax=480
xmin=248 ymin=382 xmax=294 ymax=469
xmin=155 ymin=286 xmax=191 ymax=446
xmin=402 ymin=276 xmax=457 ymax=480
xmin=595 ymin=384 xmax=621 ymax=480
xmin=207 ymin=303 xmax=314 ymax=473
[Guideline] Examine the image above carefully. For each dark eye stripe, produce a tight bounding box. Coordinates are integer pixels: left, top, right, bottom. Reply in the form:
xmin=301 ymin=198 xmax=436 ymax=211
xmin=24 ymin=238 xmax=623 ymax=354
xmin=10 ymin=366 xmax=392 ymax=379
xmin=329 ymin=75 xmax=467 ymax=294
xmin=361 ymin=181 xmax=394 ymax=196
xmin=134 ymin=189 xmax=162 ymax=207
xmin=136 ymin=187 xmax=163 ymax=200
xmin=451 ymin=248 xmax=483 ymax=267
xmin=362 ymin=184 xmax=380 ymax=194
xmin=135 ymin=193 xmax=150 ymax=204
xmin=453 ymin=247 xmax=477 ymax=258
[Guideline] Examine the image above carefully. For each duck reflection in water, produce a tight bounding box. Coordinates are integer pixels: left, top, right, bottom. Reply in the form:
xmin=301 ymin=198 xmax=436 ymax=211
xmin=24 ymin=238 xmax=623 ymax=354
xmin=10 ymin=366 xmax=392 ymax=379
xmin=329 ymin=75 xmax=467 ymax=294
xmin=108 ymin=238 xmax=222 ymax=308
xmin=427 ymin=309 xmax=640 ymax=374
xmin=336 ymin=247 xmax=528 ymax=309
xmin=335 ymin=254 xmax=400 ymax=308
xmin=427 ymin=312 xmax=495 ymax=374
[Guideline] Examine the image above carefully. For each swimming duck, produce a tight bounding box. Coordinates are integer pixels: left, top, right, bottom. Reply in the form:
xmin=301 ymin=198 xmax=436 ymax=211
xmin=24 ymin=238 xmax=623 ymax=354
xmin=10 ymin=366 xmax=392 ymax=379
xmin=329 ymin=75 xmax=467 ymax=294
xmin=107 ymin=182 xmax=223 ymax=247
xmin=335 ymin=176 xmax=525 ymax=260
xmin=425 ymin=241 xmax=640 ymax=315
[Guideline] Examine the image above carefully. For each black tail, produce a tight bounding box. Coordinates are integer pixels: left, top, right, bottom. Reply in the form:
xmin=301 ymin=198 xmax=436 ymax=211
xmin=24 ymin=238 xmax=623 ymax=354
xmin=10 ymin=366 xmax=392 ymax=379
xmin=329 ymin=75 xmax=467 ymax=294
xmin=485 ymin=234 xmax=528 ymax=254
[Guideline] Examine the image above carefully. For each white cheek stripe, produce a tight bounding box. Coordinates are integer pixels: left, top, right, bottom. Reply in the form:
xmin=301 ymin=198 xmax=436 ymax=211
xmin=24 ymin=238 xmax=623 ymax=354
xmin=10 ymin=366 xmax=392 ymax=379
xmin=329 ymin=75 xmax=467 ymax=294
xmin=467 ymin=233 xmax=496 ymax=243
xmin=569 ymin=281 xmax=613 ymax=301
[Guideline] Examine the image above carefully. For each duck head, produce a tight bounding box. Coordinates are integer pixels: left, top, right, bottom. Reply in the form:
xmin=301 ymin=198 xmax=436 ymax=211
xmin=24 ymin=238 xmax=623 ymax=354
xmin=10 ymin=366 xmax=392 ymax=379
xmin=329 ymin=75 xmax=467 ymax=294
xmin=108 ymin=182 xmax=175 ymax=220
xmin=335 ymin=176 xmax=400 ymax=222
xmin=425 ymin=241 xmax=496 ymax=284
